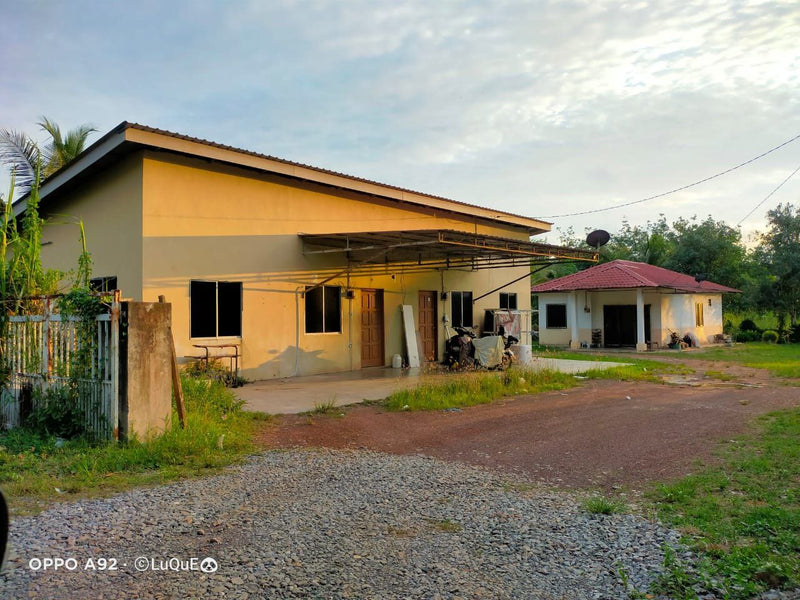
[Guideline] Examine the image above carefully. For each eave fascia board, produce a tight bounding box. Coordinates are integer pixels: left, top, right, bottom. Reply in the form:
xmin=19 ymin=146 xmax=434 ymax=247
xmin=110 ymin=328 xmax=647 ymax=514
xmin=124 ymin=127 xmax=552 ymax=235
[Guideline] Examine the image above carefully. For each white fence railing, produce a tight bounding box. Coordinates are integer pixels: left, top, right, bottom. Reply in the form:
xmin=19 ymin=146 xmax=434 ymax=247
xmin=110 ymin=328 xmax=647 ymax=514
xmin=0 ymin=299 xmax=120 ymax=440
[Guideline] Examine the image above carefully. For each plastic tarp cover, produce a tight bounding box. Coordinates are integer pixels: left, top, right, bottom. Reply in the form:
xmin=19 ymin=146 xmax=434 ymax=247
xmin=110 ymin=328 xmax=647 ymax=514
xmin=472 ymin=335 xmax=505 ymax=368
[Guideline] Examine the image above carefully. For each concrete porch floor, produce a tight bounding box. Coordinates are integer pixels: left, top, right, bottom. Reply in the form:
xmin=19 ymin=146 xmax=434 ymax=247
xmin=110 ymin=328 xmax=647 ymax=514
xmin=235 ymin=356 xmax=630 ymax=415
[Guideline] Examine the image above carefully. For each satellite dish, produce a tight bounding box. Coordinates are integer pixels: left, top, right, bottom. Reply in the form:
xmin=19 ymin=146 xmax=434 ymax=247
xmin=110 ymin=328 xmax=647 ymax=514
xmin=585 ymin=230 xmax=611 ymax=249
xmin=694 ymin=273 xmax=707 ymax=283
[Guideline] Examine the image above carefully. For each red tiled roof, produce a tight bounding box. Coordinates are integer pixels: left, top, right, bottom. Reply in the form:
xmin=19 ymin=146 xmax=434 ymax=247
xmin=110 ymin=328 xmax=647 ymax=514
xmin=530 ymin=260 xmax=740 ymax=293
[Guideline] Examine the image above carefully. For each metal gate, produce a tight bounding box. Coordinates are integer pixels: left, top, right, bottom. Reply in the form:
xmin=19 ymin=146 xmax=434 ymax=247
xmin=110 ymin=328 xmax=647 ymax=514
xmin=0 ymin=297 xmax=120 ymax=440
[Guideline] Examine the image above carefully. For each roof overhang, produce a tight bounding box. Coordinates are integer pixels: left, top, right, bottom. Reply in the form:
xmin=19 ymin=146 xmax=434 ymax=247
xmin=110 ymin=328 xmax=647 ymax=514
xmin=14 ymin=122 xmax=552 ymax=235
xmin=300 ymin=229 xmax=597 ymax=272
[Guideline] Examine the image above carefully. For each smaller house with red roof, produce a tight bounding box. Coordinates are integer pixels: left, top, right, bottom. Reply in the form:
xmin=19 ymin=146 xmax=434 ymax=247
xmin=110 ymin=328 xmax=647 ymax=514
xmin=531 ymin=260 xmax=739 ymax=351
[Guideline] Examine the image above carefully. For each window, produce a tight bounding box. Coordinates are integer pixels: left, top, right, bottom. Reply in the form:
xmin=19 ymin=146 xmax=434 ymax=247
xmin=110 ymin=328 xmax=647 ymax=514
xmin=305 ymin=285 xmax=342 ymax=333
xmin=450 ymin=291 xmax=473 ymax=327
xmin=190 ymin=280 xmax=242 ymax=338
xmin=695 ymin=302 xmax=704 ymax=327
xmin=90 ymin=276 xmax=118 ymax=293
xmin=499 ymin=292 xmax=518 ymax=310
xmin=546 ymin=303 xmax=567 ymax=328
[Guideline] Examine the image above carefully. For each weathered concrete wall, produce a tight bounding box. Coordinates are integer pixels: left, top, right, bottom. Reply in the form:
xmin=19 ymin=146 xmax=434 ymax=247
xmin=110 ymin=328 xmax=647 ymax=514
xmin=119 ymin=302 xmax=172 ymax=439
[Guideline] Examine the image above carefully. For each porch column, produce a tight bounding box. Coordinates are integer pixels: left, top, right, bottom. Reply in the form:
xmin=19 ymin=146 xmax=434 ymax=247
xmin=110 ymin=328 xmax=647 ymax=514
xmin=570 ymin=291 xmax=581 ymax=349
xmin=636 ymin=288 xmax=647 ymax=352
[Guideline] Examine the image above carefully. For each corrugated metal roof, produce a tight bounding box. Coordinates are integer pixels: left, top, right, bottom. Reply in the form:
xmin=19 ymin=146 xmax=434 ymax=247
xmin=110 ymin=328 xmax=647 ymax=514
xmin=530 ymin=260 xmax=740 ymax=293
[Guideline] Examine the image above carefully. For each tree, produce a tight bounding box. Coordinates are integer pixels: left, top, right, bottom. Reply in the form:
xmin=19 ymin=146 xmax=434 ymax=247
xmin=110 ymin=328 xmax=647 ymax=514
xmin=753 ymin=203 xmax=800 ymax=325
xmin=664 ymin=216 xmax=751 ymax=290
xmin=0 ymin=117 xmax=96 ymax=196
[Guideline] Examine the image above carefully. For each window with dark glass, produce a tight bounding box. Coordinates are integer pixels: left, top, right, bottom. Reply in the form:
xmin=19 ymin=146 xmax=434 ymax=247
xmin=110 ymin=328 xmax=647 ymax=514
xmin=305 ymin=285 xmax=341 ymax=333
xmin=546 ymin=303 xmax=567 ymax=328
xmin=499 ymin=292 xmax=517 ymax=310
xmin=451 ymin=291 xmax=473 ymax=327
xmin=190 ymin=280 xmax=242 ymax=338
xmin=89 ymin=276 xmax=118 ymax=293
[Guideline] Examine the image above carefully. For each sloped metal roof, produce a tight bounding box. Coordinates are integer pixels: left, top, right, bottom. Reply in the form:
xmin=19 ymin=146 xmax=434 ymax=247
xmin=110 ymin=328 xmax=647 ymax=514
xmin=530 ymin=260 xmax=740 ymax=293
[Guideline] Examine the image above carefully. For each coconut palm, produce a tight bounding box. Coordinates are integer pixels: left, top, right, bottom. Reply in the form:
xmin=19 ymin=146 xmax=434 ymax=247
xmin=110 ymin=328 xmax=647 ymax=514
xmin=37 ymin=117 xmax=96 ymax=177
xmin=0 ymin=117 xmax=96 ymax=196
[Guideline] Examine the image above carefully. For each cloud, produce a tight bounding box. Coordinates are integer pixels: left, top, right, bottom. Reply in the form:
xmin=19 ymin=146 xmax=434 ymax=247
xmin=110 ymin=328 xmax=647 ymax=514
xmin=1 ymin=0 xmax=799 ymax=237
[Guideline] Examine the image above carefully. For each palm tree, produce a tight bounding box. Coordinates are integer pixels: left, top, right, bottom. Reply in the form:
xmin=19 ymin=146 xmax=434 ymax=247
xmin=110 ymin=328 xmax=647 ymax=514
xmin=37 ymin=117 xmax=96 ymax=177
xmin=0 ymin=117 xmax=96 ymax=196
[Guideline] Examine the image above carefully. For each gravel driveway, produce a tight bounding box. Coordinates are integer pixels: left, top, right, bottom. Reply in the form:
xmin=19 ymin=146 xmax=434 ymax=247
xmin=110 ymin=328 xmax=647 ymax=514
xmin=1 ymin=449 xmax=683 ymax=600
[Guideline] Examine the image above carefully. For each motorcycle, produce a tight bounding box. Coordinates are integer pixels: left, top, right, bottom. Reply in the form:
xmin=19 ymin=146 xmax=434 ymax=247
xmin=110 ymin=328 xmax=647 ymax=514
xmin=444 ymin=325 xmax=519 ymax=370
xmin=444 ymin=326 xmax=476 ymax=370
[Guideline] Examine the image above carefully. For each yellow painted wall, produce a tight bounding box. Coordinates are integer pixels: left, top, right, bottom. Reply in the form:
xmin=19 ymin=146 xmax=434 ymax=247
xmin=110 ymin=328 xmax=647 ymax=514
xmin=40 ymin=154 xmax=144 ymax=299
xmin=140 ymin=153 xmax=534 ymax=379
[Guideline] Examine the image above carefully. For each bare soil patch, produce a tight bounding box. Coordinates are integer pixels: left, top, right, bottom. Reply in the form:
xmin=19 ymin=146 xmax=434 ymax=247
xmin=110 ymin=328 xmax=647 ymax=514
xmin=258 ymin=375 xmax=799 ymax=491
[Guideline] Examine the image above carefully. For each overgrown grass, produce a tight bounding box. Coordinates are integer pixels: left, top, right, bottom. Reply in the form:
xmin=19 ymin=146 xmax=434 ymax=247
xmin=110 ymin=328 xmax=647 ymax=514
xmin=647 ymin=407 xmax=800 ymax=598
xmin=384 ymin=368 xmax=579 ymax=411
xmin=383 ymin=355 xmax=693 ymax=412
xmin=582 ymin=495 xmax=626 ymax=515
xmin=305 ymin=398 xmax=340 ymax=415
xmin=0 ymin=375 xmax=268 ymax=515
xmin=666 ymin=343 xmax=800 ymax=379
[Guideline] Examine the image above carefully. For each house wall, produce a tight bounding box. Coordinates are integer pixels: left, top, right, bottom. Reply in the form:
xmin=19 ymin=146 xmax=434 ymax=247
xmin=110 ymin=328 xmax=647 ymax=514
xmin=659 ymin=293 xmax=723 ymax=345
xmin=139 ymin=153 xmax=533 ymax=379
xmin=537 ymin=289 xmax=720 ymax=348
xmin=39 ymin=154 xmax=144 ymax=299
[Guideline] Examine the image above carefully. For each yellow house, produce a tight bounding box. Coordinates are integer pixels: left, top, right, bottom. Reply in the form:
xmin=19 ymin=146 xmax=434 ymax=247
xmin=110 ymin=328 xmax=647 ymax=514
xmin=16 ymin=122 xmax=594 ymax=380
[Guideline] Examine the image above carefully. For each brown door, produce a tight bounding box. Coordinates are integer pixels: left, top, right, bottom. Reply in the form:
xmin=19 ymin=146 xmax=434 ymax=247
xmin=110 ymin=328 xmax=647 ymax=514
xmin=361 ymin=289 xmax=385 ymax=367
xmin=419 ymin=290 xmax=438 ymax=362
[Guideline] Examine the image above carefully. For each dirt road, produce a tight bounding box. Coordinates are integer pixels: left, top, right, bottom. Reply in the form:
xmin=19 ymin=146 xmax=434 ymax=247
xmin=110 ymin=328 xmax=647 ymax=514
xmin=259 ymin=374 xmax=799 ymax=490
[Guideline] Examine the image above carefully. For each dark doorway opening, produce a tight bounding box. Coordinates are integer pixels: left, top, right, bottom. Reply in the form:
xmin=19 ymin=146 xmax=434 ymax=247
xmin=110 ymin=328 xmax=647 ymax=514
xmin=603 ymin=304 xmax=650 ymax=347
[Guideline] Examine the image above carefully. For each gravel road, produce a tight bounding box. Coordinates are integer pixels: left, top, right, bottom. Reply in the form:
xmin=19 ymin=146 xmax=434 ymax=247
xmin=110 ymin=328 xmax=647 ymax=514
xmin=2 ymin=449 xmax=686 ymax=599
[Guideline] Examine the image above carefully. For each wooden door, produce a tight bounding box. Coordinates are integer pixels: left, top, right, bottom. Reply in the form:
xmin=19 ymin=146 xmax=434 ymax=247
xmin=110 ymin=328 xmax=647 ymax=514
xmin=361 ymin=289 xmax=385 ymax=367
xmin=419 ymin=290 xmax=438 ymax=362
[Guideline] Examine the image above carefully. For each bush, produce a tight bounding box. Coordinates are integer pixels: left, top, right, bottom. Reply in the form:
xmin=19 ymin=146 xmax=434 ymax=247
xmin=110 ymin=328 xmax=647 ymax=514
xmin=24 ymin=385 xmax=87 ymax=439
xmin=739 ymin=319 xmax=759 ymax=332
xmin=790 ymin=324 xmax=800 ymax=344
xmin=735 ymin=330 xmax=762 ymax=343
xmin=762 ymin=330 xmax=779 ymax=343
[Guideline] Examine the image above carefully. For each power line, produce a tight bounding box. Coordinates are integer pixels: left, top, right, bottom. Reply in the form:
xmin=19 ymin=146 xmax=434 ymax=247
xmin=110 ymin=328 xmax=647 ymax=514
xmin=543 ymin=132 xmax=800 ymax=219
xmin=737 ymin=163 xmax=800 ymax=226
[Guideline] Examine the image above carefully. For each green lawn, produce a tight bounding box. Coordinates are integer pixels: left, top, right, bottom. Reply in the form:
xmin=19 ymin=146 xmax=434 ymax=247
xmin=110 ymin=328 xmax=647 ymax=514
xmin=0 ymin=375 xmax=269 ymax=515
xmin=663 ymin=343 xmax=800 ymax=379
xmin=647 ymin=407 xmax=800 ymax=599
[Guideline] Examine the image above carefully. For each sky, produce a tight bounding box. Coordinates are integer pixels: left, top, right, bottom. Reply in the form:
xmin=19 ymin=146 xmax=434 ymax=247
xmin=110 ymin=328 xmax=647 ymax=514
xmin=2 ymin=0 xmax=799 ymax=245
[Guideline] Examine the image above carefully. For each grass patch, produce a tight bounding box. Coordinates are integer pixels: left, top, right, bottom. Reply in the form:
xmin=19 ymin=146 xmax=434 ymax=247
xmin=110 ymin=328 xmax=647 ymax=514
xmin=0 ymin=375 xmax=268 ymax=515
xmin=425 ymin=518 xmax=463 ymax=533
xmin=659 ymin=343 xmax=800 ymax=380
xmin=704 ymin=370 xmax=737 ymax=382
xmin=384 ymin=357 xmax=690 ymax=412
xmin=582 ymin=495 xmax=626 ymax=515
xmin=647 ymin=407 xmax=800 ymax=598
xmin=383 ymin=368 xmax=578 ymax=411
xmin=305 ymin=398 xmax=340 ymax=415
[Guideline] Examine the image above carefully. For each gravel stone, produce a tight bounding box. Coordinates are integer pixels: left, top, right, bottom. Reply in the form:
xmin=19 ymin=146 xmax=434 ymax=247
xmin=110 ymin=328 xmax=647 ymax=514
xmin=0 ymin=449 xmax=733 ymax=599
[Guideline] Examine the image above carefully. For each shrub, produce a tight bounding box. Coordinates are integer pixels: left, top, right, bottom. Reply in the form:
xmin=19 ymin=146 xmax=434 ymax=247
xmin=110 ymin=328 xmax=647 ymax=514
xmin=791 ymin=324 xmax=800 ymax=344
xmin=739 ymin=319 xmax=759 ymax=332
xmin=723 ymin=319 xmax=735 ymax=335
xmin=735 ymin=330 xmax=762 ymax=343
xmin=761 ymin=330 xmax=779 ymax=343
xmin=24 ymin=385 xmax=87 ymax=439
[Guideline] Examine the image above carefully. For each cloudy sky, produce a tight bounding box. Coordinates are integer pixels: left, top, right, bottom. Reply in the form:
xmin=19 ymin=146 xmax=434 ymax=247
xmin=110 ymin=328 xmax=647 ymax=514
xmin=2 ymin=0 xmax=799 ymax=244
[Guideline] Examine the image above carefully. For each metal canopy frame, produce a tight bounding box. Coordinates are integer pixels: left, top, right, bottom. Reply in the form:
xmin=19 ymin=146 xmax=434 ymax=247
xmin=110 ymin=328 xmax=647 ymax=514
xmin=299 ymin=229 xmax=597 ymax=272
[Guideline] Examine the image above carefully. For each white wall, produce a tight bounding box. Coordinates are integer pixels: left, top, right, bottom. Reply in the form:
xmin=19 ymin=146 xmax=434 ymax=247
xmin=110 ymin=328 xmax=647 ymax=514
xmin=659 ymin=293 xmax=724 ymax=345
xmin=537 ymin=289 xmax=721 ymax=348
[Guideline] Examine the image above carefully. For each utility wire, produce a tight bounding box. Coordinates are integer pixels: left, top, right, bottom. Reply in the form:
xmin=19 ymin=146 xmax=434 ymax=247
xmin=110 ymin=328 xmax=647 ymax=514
xmin=737 ymin=163 xmax=800 ymax=226
xmin=543 ymin=132 xmax=800 ymax=219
